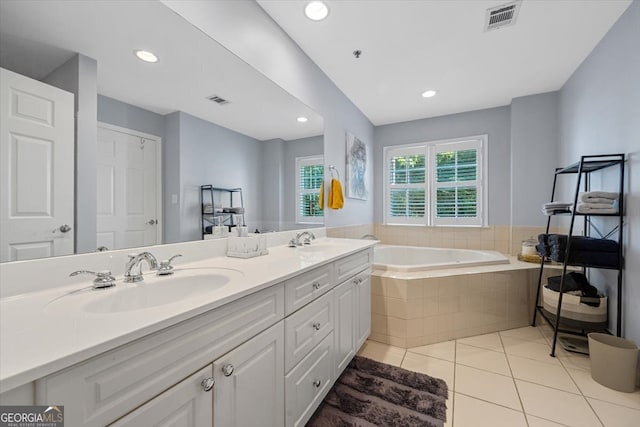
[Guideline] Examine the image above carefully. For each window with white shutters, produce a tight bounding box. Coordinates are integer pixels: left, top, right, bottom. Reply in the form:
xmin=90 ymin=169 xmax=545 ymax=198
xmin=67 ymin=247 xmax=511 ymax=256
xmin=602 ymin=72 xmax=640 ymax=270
xmin=384 ymin=136 xmax=486 ymax=227
xmin=296 ymin=156 xmax=324 ymax=224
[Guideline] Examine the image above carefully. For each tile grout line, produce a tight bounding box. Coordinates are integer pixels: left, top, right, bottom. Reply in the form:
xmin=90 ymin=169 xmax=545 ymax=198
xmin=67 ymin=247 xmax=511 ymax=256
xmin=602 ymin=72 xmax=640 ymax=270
xmin=451 ymin=338 xmax=457 ymax=427
xmin=498 ymin=331 xmax=530 ymax=427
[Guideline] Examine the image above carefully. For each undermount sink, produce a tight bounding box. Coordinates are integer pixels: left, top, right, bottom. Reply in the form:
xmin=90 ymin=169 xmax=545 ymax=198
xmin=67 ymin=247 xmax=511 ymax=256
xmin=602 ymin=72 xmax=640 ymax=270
xmin=47 ymin=268 xmax=243 ymax=314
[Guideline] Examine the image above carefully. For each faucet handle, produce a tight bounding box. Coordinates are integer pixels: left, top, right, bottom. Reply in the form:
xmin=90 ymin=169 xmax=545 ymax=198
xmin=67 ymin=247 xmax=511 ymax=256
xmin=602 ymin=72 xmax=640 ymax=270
xmin=157 ymin=254 xmax=183 ymax=276
xmin=70 ymin=270 xmax=116 ymax=289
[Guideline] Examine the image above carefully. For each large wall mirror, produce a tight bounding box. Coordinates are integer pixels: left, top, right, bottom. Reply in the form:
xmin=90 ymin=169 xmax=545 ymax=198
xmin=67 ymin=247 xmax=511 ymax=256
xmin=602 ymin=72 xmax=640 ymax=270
xmin=0 ymin=0 xmax=324 ymax=262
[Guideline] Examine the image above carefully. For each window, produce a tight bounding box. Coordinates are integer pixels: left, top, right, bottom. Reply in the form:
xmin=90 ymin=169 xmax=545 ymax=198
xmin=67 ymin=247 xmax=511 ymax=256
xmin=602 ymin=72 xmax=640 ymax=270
xmin=384 ymin=136 xmax=487 ymax=227
xmin=296 ymin=155 xmax=324 ymax=224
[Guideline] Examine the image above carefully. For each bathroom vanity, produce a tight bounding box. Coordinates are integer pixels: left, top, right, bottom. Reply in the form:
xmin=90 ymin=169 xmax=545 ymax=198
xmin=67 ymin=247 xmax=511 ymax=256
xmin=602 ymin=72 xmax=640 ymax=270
xmin=0 ymin=235 xmax=374 ymax=426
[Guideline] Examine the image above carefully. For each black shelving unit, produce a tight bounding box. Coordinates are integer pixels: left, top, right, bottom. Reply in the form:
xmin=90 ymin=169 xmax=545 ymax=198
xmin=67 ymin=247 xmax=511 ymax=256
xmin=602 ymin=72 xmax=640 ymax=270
xmin=200 ymin=185 xmax=244 ymax=239
xmin=531 ymin=154 xmax=625 ymax=357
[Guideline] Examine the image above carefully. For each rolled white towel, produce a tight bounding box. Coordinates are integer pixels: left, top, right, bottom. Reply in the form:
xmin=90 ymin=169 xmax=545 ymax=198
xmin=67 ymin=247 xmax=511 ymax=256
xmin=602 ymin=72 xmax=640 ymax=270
xmin=579 ymin=191 xmax=618 ymax=202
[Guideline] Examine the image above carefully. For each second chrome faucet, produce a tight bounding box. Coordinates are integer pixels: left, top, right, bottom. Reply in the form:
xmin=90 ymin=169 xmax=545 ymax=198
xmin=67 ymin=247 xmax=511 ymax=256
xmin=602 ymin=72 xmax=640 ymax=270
xmin=124 ymin=252 xmax=159 ymax=283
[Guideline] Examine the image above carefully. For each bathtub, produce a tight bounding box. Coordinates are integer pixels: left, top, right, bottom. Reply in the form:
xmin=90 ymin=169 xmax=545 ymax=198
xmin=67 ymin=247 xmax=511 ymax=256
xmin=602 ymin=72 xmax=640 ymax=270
xmin=373 ymin=244 xmax=509 ymax=272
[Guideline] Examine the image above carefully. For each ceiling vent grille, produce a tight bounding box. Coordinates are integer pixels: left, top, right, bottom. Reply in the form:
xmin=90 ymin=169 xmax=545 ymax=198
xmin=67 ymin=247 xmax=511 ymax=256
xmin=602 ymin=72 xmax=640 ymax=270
xmin=485 ymin=1 xmax=521 ymax=31
xmin=207 ymin=95 xmax=230 ymax=105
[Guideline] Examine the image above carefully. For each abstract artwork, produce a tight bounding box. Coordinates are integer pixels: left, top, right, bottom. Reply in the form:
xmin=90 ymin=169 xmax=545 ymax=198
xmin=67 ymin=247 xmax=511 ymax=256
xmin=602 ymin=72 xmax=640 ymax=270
xmin=345 ymin=132 xmax=368 ymax=200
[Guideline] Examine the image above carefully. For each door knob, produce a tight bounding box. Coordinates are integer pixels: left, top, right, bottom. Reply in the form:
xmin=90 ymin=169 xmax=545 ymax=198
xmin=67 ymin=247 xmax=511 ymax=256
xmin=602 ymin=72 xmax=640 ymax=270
xmin=201 ymin=377 xmax=215 ymax=392
xmin=147 ymin=219 xmax=157 ymax=225
xmin=53 ymin=224 xmax=72 ymax=233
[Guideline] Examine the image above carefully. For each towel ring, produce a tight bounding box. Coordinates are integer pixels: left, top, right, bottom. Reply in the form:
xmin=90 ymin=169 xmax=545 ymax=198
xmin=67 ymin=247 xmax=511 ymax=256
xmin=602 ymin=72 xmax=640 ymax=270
xmin=329 ymin=165 xmax=340 ymax=180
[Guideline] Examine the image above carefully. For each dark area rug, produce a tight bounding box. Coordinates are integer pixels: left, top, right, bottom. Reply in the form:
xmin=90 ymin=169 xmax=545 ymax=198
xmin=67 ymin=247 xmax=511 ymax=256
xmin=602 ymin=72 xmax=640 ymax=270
xmin=307 ymin=355 xmax=448 ymax=427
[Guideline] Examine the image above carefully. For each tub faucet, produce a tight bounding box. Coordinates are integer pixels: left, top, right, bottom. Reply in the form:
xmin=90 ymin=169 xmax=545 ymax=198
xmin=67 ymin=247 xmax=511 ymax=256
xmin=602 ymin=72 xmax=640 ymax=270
xmin=124 ymin=252 xmax=159 ymax=283
xmin=289 ymin=231 xmax=316 ymax=247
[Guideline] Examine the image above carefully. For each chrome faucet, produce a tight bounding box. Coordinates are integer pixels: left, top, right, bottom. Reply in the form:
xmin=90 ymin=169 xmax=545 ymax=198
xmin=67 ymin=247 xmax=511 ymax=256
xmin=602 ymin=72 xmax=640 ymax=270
xmin=289 ymin=231 xmax=316 ymax=247
xmin=124 ymin=252 xmax=159 ymax=283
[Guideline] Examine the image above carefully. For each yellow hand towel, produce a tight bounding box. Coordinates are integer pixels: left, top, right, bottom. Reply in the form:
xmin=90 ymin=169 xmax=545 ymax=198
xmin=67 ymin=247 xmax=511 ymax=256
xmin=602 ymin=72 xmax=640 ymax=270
xmin=329 ymin=178 xmax=344 ymax=209
xmin=318 ymin=180 xmax=325 ymax=209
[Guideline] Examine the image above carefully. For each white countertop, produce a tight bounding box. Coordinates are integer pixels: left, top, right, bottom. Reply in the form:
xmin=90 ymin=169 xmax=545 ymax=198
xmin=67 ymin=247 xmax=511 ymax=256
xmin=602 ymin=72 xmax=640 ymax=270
xmin=0 ymin=238 xmax=376 ymax=393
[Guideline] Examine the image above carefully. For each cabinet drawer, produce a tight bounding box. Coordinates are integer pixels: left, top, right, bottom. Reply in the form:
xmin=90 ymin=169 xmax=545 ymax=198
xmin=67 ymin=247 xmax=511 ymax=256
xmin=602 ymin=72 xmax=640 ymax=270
xmin=285 ymin=291 xmax=334 ymax=372
xmin=334 ymin=249 xmax=372 ymax=284
xmin=285 ymin=332 xmax=334 ymax=427
xmin=36 ymin=284 xmax=284 ymax=427
xmin=285 ymin=264 xmax=334 ymax=315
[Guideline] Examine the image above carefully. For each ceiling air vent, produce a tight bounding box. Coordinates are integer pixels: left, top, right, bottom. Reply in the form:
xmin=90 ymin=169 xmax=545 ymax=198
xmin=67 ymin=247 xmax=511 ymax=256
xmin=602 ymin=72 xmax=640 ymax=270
xmin=207 ymin=95 xmax=230 ymax=105
xmin=485 ymin=1 xmax=521 ymax=31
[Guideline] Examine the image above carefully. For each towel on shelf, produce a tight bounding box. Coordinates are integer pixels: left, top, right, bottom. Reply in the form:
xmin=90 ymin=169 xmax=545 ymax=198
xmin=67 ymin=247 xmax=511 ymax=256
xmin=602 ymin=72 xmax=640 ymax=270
xmin=542 ymin=201 xmax=572 ymax=216
xmin=577 ymin=202 xmax=615 ymax=209
xmin=203 ymin=203 xmax=214 ymax=214
xmin=576 ymin=205 xmax=618 ymax=214
xmin=579 ymin=191 xmax=619 ymax=202
xmin=328 ymin=178 xmax=344 ymax=209
xmin=318 ymin=180 xmax=325 ymax=209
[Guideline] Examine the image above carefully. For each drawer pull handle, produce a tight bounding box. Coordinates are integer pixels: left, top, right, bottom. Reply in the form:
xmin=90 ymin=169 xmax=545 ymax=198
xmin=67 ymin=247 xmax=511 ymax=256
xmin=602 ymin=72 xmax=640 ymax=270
xmin=312 ymin=281 xmax=321 ymax=290
xmin=313 ymin=379 xmax=322 ymax=388
xmin=201 ymin=377 xmax=215 ymax=392
xmin=312 ymin=322 xmax=321 ymax=330
xmin=222 ymin=364 xmax=235 ymax=376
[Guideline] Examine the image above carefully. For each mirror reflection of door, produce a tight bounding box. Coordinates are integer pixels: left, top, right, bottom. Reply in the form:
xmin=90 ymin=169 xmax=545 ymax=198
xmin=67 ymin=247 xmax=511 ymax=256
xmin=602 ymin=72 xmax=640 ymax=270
xmin=0 ymin=67 xmax=75 ymax=262
xmin=96 ymin=124 xmax=160 ymax=251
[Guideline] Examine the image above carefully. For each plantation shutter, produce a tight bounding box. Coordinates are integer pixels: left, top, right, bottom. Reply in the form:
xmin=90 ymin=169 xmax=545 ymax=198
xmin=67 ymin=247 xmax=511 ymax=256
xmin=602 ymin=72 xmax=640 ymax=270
xmin=386 ymin=146 xmax=426 ymax=224
xmin=296 ymin=156 xmax=324 ymax=224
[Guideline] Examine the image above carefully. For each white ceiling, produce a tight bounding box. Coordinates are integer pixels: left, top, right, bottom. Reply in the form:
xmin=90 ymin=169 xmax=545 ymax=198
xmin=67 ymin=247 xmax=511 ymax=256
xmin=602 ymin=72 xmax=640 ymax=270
xmin=258 ymin=0 xmax=632 ymax=126
xmin=0 ymin=0 xmax=322 ymax=141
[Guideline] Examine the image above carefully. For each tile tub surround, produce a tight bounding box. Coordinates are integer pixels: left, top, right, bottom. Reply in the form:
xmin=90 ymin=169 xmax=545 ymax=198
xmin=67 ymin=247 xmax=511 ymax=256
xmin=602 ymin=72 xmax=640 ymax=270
xmin=370 ymin=262 xmax=558 ymax=348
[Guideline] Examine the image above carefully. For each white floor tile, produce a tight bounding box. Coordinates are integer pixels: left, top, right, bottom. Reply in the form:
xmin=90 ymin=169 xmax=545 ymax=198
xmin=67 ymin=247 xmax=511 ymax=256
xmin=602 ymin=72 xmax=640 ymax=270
xmin=444 ymin=391 xmax=453 ymax=427
xmin=357 ymin=340 xmax=406 ymax=367
xmin=401 ymin=351 xmax=455 ymax=387
xmin=456 ymin=343 xmax=511 ymax=376
xmin=526 ymin=415 xmax=570 ymax=426
xmin=507 ymin=354 xmax=580 ymax=393
xmin=500 ymin=326 xmax=548 ymax=344
xmin=408 ymin=340 xmax=456 ymax=362
xmin=455 ymin=364 xmax=522 ymax=410
xmin=457 ymin=332 xmax=504 ymax=352
xmin=501 ymin=336 xmax=564 ymax=365
xmin=558 ymin=353 xmax=591 ymax=371
xmin=453 ymin=393 xmax=527 ymax=427
xmin=566 ymin=367 xmax=640 ymax=410
xmin=516 ymin=380 xmax=601 ymax=427
xmin=588 ymin=398 xmax=640 ymax=427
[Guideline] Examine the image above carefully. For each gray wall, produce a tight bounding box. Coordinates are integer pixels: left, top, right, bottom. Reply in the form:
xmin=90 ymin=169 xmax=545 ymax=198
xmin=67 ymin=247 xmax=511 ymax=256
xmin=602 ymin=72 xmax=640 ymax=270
xmin=44 ymin=54 xmax=98 ymax=254
xmin=558 ymin=1 xmax=640 ymax=342
xmin=163 ymin=112 xmax=182 ymax=244
xmin=373 ymin=106 xmax=511 ymax=225
xmin=162 ymin=0 xmax=375 ymax=228
xmin=510 ymin=92 xmax=559 ymax=226
xmin=97 ymin=95 xmax=165 ymax=141
xmin=168 ymin=112 xmax=263 ymax=242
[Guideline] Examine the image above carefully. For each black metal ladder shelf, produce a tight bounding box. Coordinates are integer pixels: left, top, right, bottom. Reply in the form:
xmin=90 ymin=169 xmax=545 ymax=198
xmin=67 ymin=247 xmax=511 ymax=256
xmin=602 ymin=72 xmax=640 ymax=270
xmin=200 ymin=185 xmax=244 ymax=239
xmin=531 ymin=153 xmax=625 ymax=357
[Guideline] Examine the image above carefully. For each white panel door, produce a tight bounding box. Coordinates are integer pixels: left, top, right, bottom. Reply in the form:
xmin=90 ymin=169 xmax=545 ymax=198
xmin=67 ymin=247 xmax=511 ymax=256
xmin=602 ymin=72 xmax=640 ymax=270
xmin=96 ymin=125 xmax=158 ymax=250
xmin=213 ymin=321 xmax=284 ymax=427
xmin=0 ymin=67 xmax=74 ymax=262
xmin=110 ymin=364 xmax=213 ymax=427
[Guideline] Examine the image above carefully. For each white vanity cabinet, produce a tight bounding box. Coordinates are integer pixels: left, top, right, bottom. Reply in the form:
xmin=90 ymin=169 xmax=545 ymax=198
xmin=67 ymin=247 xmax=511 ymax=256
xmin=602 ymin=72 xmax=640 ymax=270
xmin=15 ymin=245 xmax=374 ymax=427
xmin=110 ymin=365 xmax=213 ymax=426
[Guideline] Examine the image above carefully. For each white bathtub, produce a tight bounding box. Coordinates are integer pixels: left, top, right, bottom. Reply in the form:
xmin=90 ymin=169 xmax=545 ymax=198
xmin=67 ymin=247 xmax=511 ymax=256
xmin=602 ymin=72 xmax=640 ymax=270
xmin=373 ymin=244 xmax=509 ymax=272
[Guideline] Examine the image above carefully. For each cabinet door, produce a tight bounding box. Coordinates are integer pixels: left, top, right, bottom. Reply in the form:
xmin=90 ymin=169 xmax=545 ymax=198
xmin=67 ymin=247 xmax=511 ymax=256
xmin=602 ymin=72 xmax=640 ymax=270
xmin=213 ymin=321 xmax=284 ymax=427
xmin=334 ymin=279 xmax=356 ymax=375
xmin=356 ymin=274 xmax=372 ymax=349
xmin=110 ymin=365 xmax=213 ymax=427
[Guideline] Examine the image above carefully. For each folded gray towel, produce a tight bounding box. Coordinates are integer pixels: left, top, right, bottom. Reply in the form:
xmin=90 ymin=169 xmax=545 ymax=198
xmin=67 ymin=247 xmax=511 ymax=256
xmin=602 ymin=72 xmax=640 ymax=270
xmin=577 ymin=202 xmax=614 ymax=209
xmin=576 ymin=205 xmax=617 ymax=214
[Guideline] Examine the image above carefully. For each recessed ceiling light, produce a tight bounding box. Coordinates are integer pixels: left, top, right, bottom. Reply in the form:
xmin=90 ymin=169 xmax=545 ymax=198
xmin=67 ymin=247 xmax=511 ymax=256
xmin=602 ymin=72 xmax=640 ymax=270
xmin=305 ymin=1 xmax=329 ymax=21
xmin=421 ymin=90 xmax=437 ymax=98
xmin=134 ymin=50 xmax=158 ymax=63
xmin=297 ymin=116 xmax=309 ymax=123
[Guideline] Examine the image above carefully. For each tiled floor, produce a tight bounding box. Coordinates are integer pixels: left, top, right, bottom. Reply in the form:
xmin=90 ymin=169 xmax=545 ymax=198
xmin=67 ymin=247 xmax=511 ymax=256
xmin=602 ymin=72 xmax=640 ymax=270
xmin=357 ymin=324 xmax=640 ymax=427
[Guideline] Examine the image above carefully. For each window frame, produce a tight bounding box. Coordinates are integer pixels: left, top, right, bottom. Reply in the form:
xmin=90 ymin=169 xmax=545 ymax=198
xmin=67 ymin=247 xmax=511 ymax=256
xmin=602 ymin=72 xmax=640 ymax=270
xmin=383 ymin=135 xmax=488 ymax=227
xmin=295 ymin=155 xmax=324 ymax=225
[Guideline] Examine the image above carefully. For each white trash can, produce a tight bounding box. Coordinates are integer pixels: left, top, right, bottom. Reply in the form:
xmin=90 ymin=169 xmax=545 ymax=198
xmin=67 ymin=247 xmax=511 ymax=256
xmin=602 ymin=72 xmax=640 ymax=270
xmin=588 ymin=333 xmax=638 ymax=392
